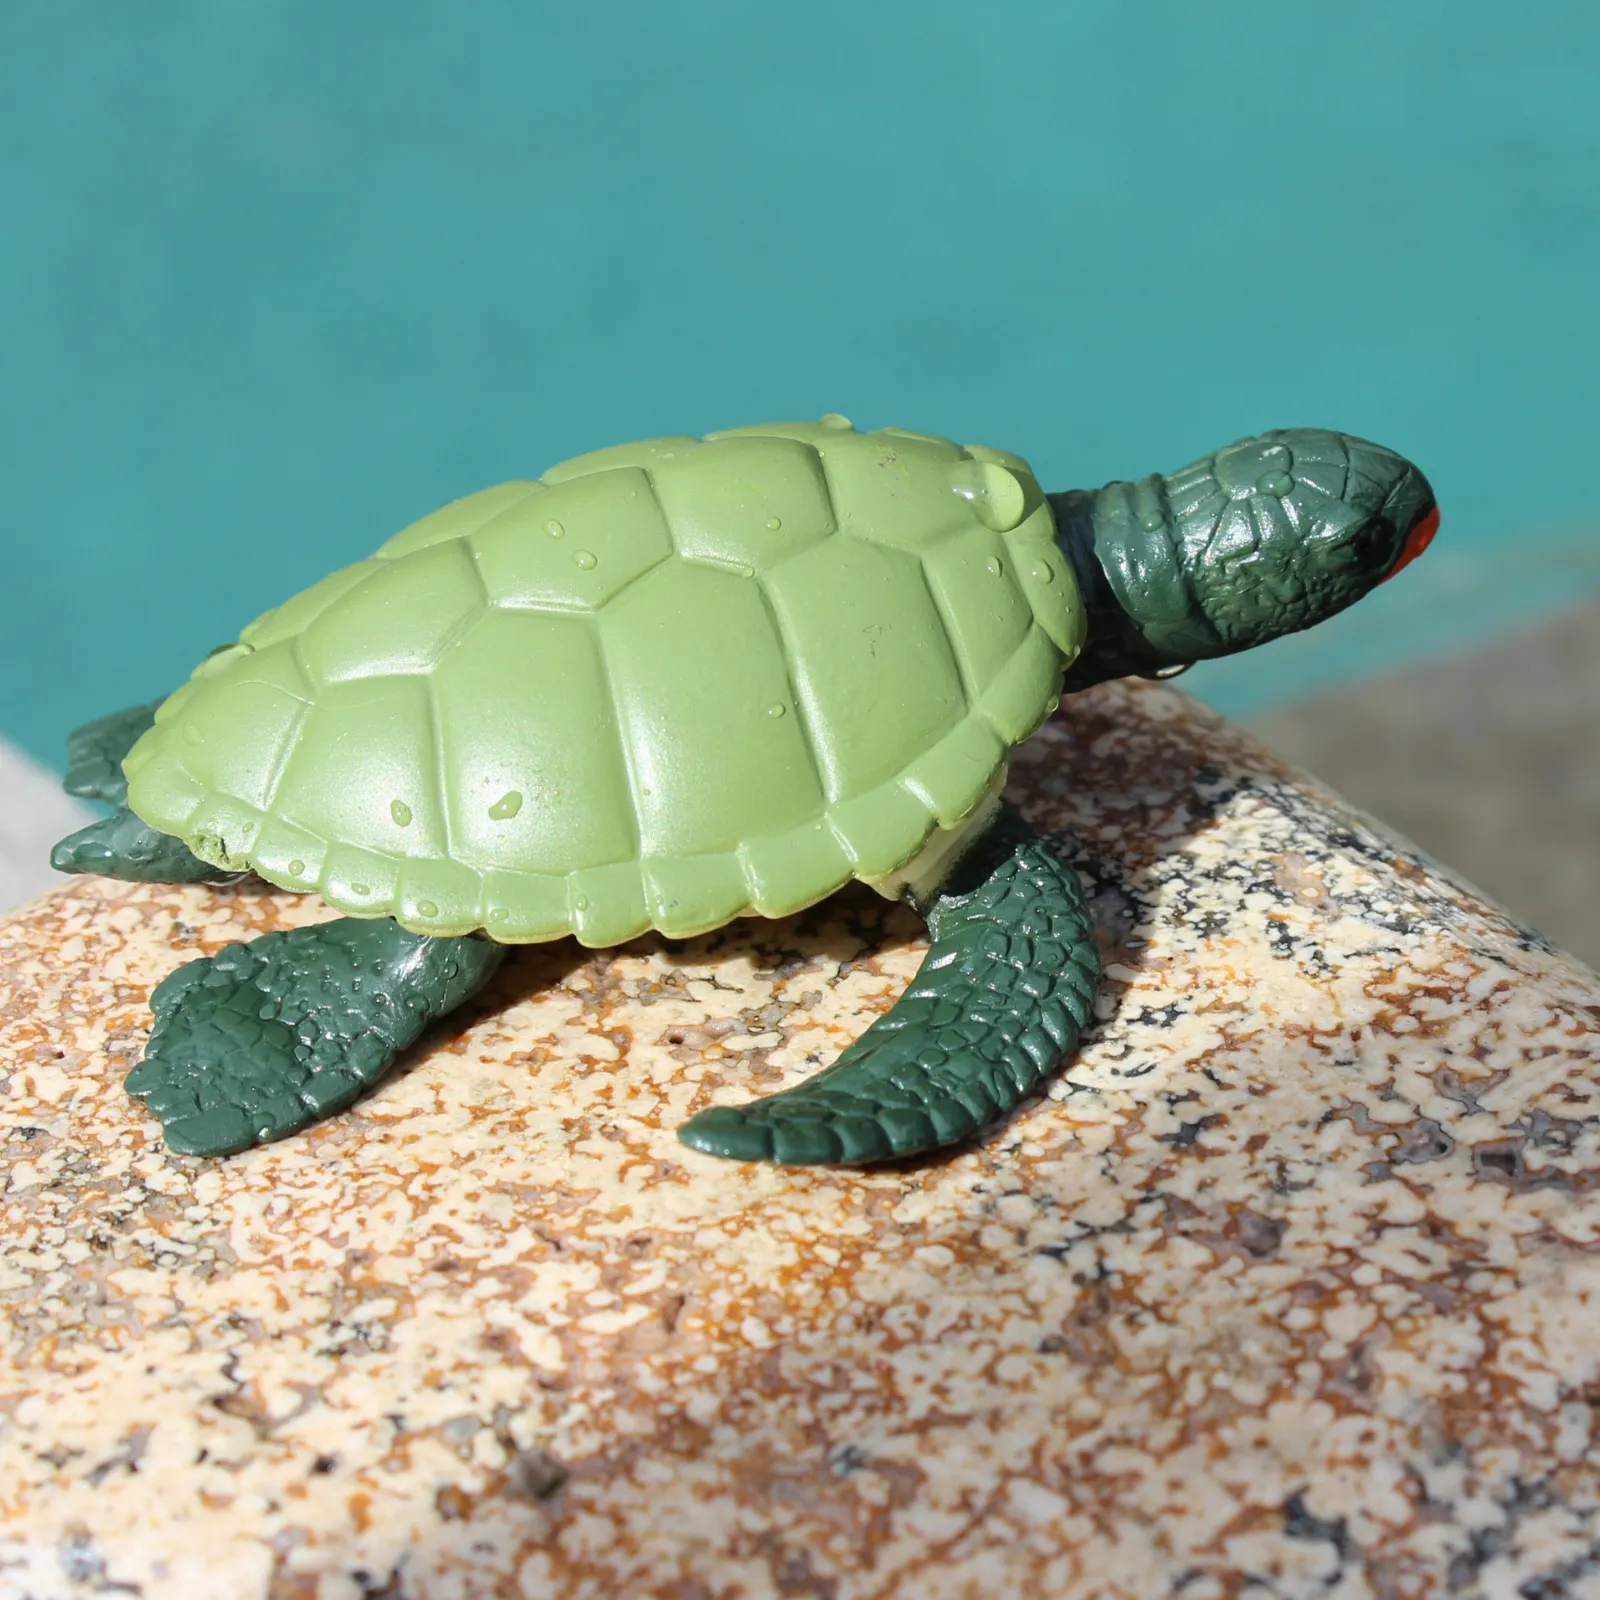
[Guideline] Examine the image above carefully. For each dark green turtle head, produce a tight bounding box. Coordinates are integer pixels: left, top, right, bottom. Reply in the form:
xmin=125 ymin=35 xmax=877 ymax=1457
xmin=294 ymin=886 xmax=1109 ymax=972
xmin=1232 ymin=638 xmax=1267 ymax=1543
xmin=1053 ymin=429 xmax=1438 ymax=691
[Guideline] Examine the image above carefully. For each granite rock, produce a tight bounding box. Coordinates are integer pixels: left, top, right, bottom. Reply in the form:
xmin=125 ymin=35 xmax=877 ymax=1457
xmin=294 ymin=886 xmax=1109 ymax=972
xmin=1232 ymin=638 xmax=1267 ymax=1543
xmin=1252 ymin=598 xmax=1600 ymax=969
xmin=2 ymin=681 xmax=1599 ymax=1600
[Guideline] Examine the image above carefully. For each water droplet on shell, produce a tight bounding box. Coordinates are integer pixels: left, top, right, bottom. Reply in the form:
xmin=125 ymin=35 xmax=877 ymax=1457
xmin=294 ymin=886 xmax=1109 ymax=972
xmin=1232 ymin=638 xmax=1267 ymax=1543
xmin=544 ymin=519 xmax=565 ymax=538
xmin=573 ymin=550 xmax=598 ymax=570
xmin=287 ymin=859 xmax=305 ymax=876
xmin=417 ymin=900 xmax=438 ymax=918
xmin=819 ymin=413 xmax=853 ymax=430
xmin=949 ymin=460 xmax=1026 ymax=532
xmin=488 ymin=790 xmax=523 ymax=820
xmin=391 ymin=799 xmax=412 ymax=827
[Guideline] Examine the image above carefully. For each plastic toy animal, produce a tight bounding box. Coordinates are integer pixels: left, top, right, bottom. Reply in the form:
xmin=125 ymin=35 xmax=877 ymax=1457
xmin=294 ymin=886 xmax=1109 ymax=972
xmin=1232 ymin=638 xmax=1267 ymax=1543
xmin=52 ymin=418 xmax=1437 ymax=1165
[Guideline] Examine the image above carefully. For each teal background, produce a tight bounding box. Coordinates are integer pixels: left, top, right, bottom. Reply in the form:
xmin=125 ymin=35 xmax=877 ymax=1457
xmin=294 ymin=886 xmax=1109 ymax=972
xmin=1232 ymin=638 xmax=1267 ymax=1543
xmin=3 ymin=0 xmax=1597 ymax=765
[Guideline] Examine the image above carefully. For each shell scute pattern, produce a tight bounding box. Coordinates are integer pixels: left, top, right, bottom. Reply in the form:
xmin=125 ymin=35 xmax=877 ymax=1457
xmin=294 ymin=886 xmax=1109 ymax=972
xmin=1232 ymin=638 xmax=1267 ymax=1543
xmin=921 ymin=525 xmax=1036 ymax=699
xmin=598 ymin=560 xmax=827 ymax=858
xmin=471 ymin=467 xmax=675 ymax=611
xmin=239 ymin=560 xmax=386 ymax=654
xmin=816 ymin=434 xmax=972 ymax=553
xmin=738 ymin=822 xmax=854 ymax=919
xmin=539 ymin=436 xmax=698 ymax=485
xmin=273 ymin=675 xmax=448 ymax=863
xmin=650 ymin=435 xmax=835 ymax=575
xmin=762 ymin=536 xmax=967 ymax=801
xmin=298 ymin=540 xmax=486 ymax=682
xmin=478 ymin=866 xmax=569 ymax=942
xmin=375 ymin=480 xmax=540 ymax=560
xmin=432 ymin=608 xmax=636 ymax=875
xmin=125 ymin=421 xmax=1084 ymax=942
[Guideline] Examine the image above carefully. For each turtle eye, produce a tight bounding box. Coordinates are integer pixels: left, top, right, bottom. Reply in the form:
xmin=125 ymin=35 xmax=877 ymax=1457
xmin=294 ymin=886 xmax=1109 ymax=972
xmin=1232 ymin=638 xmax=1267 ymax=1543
xmin=1351 ymin=516 xmax=1394 ymax=567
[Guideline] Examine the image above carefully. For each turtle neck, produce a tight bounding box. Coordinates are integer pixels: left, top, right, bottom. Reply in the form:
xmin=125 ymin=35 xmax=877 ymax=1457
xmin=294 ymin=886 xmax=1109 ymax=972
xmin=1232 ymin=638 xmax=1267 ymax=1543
xmin=1049 ymin=489 xmax=1189 ymax=692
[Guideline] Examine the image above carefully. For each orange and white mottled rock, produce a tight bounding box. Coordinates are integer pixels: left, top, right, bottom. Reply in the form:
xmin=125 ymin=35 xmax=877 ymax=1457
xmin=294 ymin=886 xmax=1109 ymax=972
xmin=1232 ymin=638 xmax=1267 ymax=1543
xmin=2 ymin=681 xmax=1599 ymax=1599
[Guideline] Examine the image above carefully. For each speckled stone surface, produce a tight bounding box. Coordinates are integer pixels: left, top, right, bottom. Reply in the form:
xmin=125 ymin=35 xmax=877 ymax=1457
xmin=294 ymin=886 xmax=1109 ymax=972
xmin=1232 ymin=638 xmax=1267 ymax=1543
xmin=4 ymin=681 xmax=1600 ymax=1600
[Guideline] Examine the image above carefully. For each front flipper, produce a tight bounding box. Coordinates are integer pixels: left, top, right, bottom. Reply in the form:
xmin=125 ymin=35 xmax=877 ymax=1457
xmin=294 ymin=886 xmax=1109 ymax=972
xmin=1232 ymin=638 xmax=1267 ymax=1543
xmin=678 ymin=807 xmax=1101 ymax=1165
xmin=125 ymin=918 xmax=506 ymax=1157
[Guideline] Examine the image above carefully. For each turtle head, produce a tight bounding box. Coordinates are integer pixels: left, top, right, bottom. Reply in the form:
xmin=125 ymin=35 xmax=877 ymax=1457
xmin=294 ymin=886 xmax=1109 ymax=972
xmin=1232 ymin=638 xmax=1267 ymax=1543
xmin=1055 ymin=429 xmax=1438 ymax=691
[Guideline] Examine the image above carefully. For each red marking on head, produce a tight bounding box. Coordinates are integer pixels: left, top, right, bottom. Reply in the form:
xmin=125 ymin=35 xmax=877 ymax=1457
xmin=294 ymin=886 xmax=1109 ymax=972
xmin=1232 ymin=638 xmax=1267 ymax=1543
xmin=1385 ymin=504 xmax=1439 ymax=582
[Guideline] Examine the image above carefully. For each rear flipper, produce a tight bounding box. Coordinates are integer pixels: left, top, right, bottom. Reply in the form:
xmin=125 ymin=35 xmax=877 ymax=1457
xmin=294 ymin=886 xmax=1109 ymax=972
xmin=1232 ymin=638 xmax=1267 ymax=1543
xmin=125 ymin=918 xmax=506 ymax=1157
xmin=52 ymin=808 xmax=242 ymax=884
xmin=52 ymin=699 xmax=229 ymax=884
xmin=62 ymin=700 xmax=163 ymax=805
xmin=678 ymin=806 xmax=1101 ymax=1165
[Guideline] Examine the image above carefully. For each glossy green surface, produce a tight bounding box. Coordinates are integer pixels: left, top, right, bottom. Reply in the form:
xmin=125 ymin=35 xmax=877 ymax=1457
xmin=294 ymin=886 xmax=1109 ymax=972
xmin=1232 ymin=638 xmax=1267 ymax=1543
xmin=679 ymin=805 xmax=1099 ymax=1165
xmin=1058 ymin=429 xmax=1438 ymax=691
xmin=123 ymin=421 xmax=1083 ymax=943
xmin=128 ymin=917 xmax=505 ymax=1156
xmin=50 ymin=805 xmax=232 ymax=885
xmin=1100 ymin=431 xmax=1434 ymax=658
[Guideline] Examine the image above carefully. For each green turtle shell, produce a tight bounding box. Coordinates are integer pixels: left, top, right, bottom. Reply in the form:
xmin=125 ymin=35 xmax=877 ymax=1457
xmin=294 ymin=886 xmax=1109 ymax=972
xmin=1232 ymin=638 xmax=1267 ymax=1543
xmin=123 ymin=419 xmax=1085 ymax=944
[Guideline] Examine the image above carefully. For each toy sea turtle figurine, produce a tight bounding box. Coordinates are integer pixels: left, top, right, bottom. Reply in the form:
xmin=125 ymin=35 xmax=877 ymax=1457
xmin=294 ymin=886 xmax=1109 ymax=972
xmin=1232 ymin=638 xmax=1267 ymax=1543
xmin=52 ymin=418 xmax=1437 ymax=1165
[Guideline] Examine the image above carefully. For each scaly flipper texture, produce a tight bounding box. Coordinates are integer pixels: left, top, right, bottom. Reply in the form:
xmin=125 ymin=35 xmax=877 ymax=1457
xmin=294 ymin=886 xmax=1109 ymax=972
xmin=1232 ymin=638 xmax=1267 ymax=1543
xmin=52 ymin=808 xmax=241 ymax=884
xmin=678 ymin=807 xmax=1100 ymax=1165
xmin=52 ymin=699 xmax=233 ymax=884
xmin=62 ymin=701 xmax=163 ymax=805
xmin=125 ymin=918 xmax=506 ymax=1157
